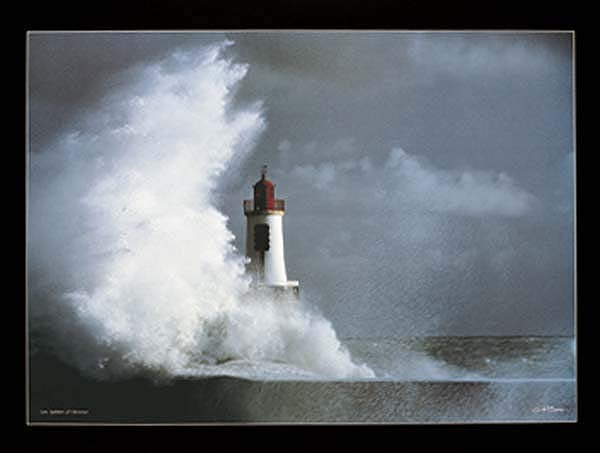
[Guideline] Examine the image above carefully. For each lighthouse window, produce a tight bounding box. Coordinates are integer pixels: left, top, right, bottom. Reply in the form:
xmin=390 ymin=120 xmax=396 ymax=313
xmin=254 ymin=224 xmax=270 ymax=251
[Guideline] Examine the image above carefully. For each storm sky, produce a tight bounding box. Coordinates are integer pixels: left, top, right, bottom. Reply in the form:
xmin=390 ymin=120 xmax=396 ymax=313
xmin=28 ymin=32 xmax=574 ymax=337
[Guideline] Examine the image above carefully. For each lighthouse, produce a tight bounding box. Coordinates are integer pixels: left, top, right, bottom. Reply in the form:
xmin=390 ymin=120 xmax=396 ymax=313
xmin=244 ymin=165 xmax=299 ymax=296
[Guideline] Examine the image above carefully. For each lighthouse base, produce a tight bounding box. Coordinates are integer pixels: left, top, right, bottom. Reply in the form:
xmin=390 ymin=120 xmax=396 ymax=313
xmin=250 ymin=280 xmax=300 ymax=300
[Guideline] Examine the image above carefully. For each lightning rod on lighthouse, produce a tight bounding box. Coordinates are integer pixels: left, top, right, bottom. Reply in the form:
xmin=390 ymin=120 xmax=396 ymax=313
xmin=244 ymin=165 xmax=299 ymax=297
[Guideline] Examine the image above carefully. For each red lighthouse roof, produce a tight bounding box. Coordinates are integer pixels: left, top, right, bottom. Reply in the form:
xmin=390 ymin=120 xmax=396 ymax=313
xmin=243 ymin=165 xmax=285 ymax=214
xmin=253 ymin=165 xmax=275 ymax=210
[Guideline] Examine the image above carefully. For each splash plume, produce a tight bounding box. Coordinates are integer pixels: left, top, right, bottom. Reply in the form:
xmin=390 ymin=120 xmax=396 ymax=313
xmin=28 ymin=42 xmax=373 ymax=380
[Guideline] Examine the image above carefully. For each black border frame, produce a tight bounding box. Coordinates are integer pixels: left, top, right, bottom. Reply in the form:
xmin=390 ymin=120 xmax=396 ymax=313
xmin=14 ymin=1 xmax=590 ymax=451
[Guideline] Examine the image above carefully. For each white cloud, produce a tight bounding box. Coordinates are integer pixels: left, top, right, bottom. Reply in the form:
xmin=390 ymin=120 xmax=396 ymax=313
xmin=290 ymin=162 xmax=337 ymax=190
xmin=386 ymin=148 xmax=534 ymax=217
xmin=287 ymin=146 xmax=534 ymax=217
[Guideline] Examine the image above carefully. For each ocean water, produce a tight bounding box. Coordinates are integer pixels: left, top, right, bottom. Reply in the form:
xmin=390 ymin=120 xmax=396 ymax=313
xmin=344 ymin=336 xmax=575 ymax=381
xmin=29 ymin=335 xmax=576 ymax=424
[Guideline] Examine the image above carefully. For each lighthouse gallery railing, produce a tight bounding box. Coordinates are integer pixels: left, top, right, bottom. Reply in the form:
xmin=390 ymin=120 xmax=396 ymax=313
xmin=244 ymin=199 xmax=285 ymax=214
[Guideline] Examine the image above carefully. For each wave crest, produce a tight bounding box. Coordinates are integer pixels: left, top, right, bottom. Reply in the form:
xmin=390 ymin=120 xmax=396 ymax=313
xmin=29 ymin=42 xmax=374 ymax=380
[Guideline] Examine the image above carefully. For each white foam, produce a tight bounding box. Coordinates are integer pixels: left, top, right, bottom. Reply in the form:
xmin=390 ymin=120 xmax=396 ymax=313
xmin=29 ymin=42 xmax=374 ymax=380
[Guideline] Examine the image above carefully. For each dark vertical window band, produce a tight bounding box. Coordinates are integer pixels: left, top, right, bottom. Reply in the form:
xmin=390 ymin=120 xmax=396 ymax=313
xmin=254 ymin=224 xmax=270 ymax=251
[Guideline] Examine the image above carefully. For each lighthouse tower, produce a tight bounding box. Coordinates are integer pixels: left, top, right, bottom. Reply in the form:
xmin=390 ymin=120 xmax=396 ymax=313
xmin=244 ymin=165 xmax=299 ymax=296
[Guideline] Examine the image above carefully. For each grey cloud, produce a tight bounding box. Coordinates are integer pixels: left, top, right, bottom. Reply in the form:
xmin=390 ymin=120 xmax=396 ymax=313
xmin=226 ymin=32 xmax=571 ymax=98
xmin=29 ymin=32 xmax=574 ymax=337
xmin=216 ymin=31 xmax=573 ymax=337
xmin=222 ymin=32 xmax=572 ymax=200
xmin=406 ymin=33 xmax=571 ymax=81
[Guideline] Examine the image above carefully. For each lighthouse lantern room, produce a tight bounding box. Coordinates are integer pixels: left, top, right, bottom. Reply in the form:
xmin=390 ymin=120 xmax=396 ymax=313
xmin=244 ymin=165 xmax=299 ymax=297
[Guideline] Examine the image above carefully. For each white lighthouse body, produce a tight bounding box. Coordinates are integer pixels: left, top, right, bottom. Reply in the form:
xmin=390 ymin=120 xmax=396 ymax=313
xmin=244 ymin=167 xmax=299 ymax=296
xmin=245 ymin=213 xmax=287 ymax=284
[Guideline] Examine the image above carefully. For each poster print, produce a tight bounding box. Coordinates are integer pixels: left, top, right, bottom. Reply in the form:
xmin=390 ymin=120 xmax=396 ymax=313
xmin=27 ymin=31 xmax=575 ymax=424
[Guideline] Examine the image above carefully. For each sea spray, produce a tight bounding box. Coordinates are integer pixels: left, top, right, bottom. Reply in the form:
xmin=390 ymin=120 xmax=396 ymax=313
xmin=28 ymin=41 xmax=374 ymax=380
